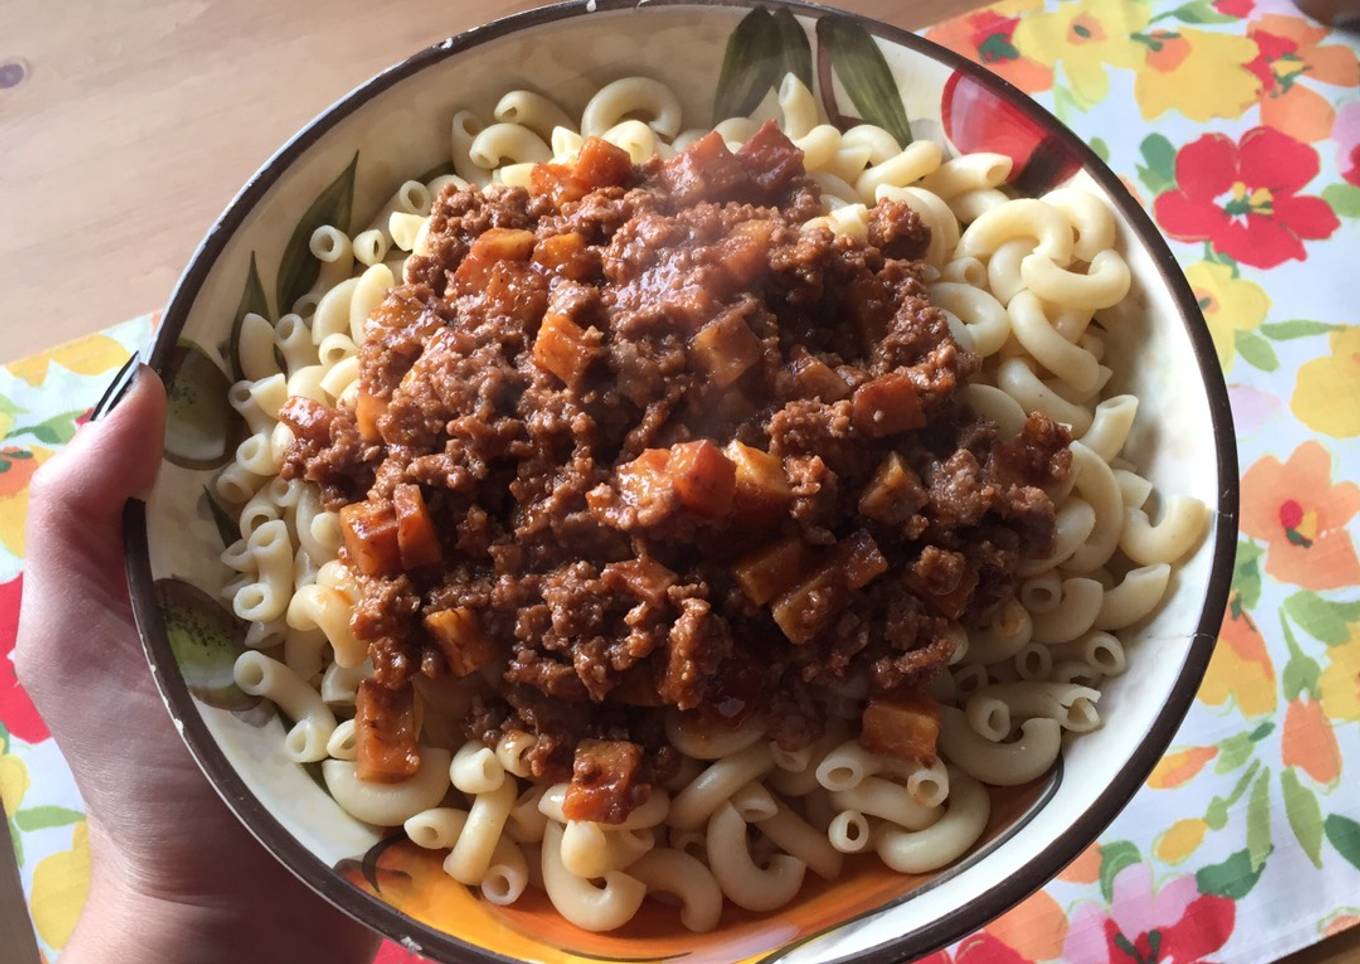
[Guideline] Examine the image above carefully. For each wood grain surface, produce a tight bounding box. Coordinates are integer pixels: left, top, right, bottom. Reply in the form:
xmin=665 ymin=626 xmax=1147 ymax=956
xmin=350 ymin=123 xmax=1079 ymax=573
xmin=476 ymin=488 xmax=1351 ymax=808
xmin=0 ymin=0 xmax=964 ymax=363
xmin=0 ymin=3 xmax=1354 ymax=962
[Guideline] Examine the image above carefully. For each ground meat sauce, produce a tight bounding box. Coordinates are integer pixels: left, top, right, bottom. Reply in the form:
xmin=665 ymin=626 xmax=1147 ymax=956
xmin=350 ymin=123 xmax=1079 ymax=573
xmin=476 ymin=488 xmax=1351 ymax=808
xmin=281 ymin=123 xmax=1072 ymax=821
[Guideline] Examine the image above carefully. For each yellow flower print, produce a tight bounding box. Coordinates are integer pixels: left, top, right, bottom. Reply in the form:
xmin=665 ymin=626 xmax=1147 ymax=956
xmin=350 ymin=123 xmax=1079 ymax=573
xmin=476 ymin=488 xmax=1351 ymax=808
xmin=992 ymin=0 xmax=1045 ymax=13
xmin=1292 ymin=327 xmax=1360 ymax=438
xmin=1184 ymin=261 xmax=1270 ymax=372
xmin=1013 ymin=0 xmax=1149 ymax=106
xmin=31 ymin=822 xmax=91 ymax=950
xmin=6 ymin=334 xmax=130 ymax=388
xmin=1155 ymin=817 xmax=1208 ymax=864
xmin=1319 ymin=627 xmax=1360 ymax=722
xmin=0 ymin=752 xmax=29 ymax=815
xmin=1134 ymin=28 xmax=1260 ymax=122
xmin=1200 ymin=608 xmax=1276 ymax=717
xmin=0 ymin=445 xmax=54 ymax=558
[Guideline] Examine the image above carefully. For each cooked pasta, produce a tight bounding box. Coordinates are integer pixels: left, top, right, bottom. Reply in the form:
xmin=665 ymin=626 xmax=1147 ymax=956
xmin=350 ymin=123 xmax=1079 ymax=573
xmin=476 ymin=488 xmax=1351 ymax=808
xmin=212 ymin=70 xmax=1210 ymax=936
xmin=706 ymin=802 xmax=806 ymax=912
xmin=875 ymin=769 xmax=989 ymax=873
xmin=322 ymin=749 xmax=453 ymax=825
xmin=494 ymin=89 xmax=574 ymax=141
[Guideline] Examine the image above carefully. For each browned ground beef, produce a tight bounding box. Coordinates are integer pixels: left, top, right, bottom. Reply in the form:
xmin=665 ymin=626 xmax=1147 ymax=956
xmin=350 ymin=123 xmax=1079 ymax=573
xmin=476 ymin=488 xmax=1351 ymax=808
xmin=282 ymin=125 xmax=1070 ymax=804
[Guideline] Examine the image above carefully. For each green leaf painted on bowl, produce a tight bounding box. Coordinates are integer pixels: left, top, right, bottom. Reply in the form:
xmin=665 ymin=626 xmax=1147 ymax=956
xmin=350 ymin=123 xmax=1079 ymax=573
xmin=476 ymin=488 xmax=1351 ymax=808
xmin=203 ymin=485 xmax=239 ymax=549
xmin=163 ymin=340 xmax=244 ymax=469
xmin=154 ymin=577 xmax=258 ymax=712
xmin=276 ymin=151 xmax=359 ymax=316
xmin=713 ymin=8 xmax=782 ymax=122
xmin=228 ymin=252 xmax=270 ymax=381
xmin=772 ymin=8 xmax=813 ymax=91
xmin=817 ymin=15 xmax=912 ymax=146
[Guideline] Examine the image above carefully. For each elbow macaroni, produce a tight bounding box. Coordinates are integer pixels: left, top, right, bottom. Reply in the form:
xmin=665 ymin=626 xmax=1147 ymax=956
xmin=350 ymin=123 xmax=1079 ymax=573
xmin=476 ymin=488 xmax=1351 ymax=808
xmin=209 ymin=81 xmax=1212 ymax=933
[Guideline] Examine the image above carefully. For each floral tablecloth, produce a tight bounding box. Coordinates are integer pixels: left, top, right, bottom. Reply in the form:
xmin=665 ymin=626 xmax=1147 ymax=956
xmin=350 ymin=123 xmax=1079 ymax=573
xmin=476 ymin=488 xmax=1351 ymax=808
xmin=2 ymin=0 xmax=1358 ymax=961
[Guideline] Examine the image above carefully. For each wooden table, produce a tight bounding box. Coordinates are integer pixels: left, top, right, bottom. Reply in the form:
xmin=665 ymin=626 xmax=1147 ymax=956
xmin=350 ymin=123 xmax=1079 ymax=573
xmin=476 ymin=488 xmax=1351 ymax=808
xmin=1 ymin=2 xmax=1356 ymax=962
xmin=0 ymin=0 xmax=965 ymax=364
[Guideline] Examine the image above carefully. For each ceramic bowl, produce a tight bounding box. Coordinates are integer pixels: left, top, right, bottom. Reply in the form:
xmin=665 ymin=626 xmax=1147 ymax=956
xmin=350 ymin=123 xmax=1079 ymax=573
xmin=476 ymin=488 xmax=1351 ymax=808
xmin=126 ymin=1 xmax=1238 ymax=960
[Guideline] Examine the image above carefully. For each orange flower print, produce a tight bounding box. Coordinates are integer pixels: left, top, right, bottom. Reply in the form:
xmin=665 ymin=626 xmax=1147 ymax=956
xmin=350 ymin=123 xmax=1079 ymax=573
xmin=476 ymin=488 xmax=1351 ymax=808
xmin=1200 ymin=607 xmax=1277 ymax=716
xmin=985 ymin=888 xmax=1068 ymax=961
xmin=1241 ymin=441 xmax=1360 ymax=590
xmin=927 ymin=6 xmax=1055 ymax=94
xmin=1148 ymin=745 xmax=1217 ymax=789
xmin=1282 ymin=697 xmax=1341 ymax=784
xmin=1247 ymin=15 xmax=1360 ymax=143
xmin=1058 ymin=842 xmax=1102 ymax=883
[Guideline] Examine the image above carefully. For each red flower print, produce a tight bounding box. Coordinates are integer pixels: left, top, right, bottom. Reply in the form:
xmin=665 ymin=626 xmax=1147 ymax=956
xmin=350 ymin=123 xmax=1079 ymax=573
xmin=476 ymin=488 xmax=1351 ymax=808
xmin=1064 ymin=864 xmax=1236 ymax=963
xmin=954 ymin=933 xmax=1033 ymax=963
xmin=0 ymin=575 xmax=47 ymax=743
xmin=1214 ymin=0 xmax=1254 ymax=15
xmin=1246 ymin=16 xmax=1360 ymax=143
xmin=1337 ymin=101 xmax=1360 ymax=187
xmin=928 ymin=932 xmax=1035 ymax=964
xmin=927 ymin=10 xmax=1054 ymax=94
xmin=1101 ymin=894 xmax=1236 ymax=962
xmin=1240 ymin=441 xmax=1360 ymax=589
xmin=1154 ymin=127 xmax=1339 ymax=268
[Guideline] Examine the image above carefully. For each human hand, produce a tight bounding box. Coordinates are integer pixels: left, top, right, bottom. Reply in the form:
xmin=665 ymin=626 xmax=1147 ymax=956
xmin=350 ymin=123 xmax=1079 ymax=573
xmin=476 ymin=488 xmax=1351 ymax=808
xmin=15 ymin=365 xmax=379 ymax=964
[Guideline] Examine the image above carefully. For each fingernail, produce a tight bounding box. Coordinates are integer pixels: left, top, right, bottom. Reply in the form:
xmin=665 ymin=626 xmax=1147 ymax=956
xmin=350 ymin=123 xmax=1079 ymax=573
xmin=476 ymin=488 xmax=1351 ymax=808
xmin=91 ymin=357 xmax=148 ymax=422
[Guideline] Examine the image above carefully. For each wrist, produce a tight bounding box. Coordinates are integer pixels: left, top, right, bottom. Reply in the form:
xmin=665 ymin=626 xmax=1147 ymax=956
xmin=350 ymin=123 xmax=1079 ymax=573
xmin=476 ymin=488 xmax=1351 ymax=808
xmin=62 ymin=819 xmax=379 ymax=964
xmin=66 ymin=880 xmax=237 ymax=963
xmin=68 ymin=875 xmax=379 ymax=964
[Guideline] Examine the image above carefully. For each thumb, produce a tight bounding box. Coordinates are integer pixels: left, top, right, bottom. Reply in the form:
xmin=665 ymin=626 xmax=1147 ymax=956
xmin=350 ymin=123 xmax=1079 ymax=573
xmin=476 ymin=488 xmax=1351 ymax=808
xmin=15 ymin=362 xmax=167 ymax=714
xmin=21 ymin=363 xmax=167 ymax=602
xmin=19 ymin=361 xmax=166 ymax=630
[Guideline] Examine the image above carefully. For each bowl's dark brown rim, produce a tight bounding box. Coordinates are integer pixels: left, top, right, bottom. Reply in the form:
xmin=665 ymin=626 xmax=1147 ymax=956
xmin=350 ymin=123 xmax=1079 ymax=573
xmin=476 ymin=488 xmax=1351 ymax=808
xmin=124 ymin=0 xmax=1239 ymax=961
